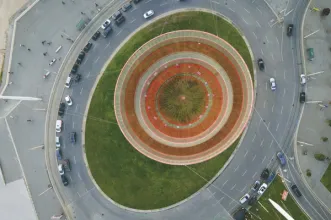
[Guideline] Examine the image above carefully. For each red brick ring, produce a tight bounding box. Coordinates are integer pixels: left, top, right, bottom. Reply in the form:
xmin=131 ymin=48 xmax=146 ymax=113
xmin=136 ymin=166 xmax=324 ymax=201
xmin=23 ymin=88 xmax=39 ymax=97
xmin=114 ymin=30 xmax=254 ymax=165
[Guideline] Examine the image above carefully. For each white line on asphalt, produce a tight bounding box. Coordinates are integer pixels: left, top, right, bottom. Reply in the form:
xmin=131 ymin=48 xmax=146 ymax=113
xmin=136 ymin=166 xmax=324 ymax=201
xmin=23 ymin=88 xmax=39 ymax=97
xmin=29 ymin=145 xmax=44 ymax=150
xmin=297 ymin=141 xmax=314 ymax=146
xmin=260 ymin=139 xmax=264 ymax=146
xmin=80 ymin=87 xmax=83 ymax=95
xmin=280 ymin=24 xmax=284 ymax=61
xmin=261 ymin=48 xmax=264 ymax=55
xmin=244 ymin=150 xmax=248 ymax=157
xmin=271 ymin=53 xmax=274 ymax=60
xmin=160 ymin=2 xmax=168 ymax=6
xmin=231 ymin=0 xmax=236 ymax=2
xmin=145 ymin=0 xmax=152 ymax=3
xmin=281 ymin=106 xmax=283 ymax=115
xmin=218 ymin=197 xmax=224 ymax=202
xmin=283 ymin=88 xmax=286 ymax=97
xmin=116 ymin=30 xmax=122 ymax=36
xmin=77 ymin=172 xmax=82 ymax=180
xmin=105 ymin=42 xmax=111 ymax=49
xmin=252 ymin=154 xmax=256 ymax=161
xmin=265 ymin=81 xmax=267 ymax=91
xmin=256 ymin=21 xmax=261 ymax=27
xmin=83 ymin=57 xmax=88 ymax=65
xmin=92 ymin=44 xmax=98 ymax=51
xmin=32 ymin=108 xmax=46 ymax=111
xmin=276 ymin=123 xmax=279 ymax=131
xmin=267 ymin=122 xmax=270 ymax=129
xmin=262 ymin=156 xmax=266 ymax=164
xmin=222 ymin=180 xmax=228 ymax=187
xmin=68 ymin=174 xmax=73 ymax=182
xmin=241 ymin=17 xmax=248 ymax=24
xmin=212 ymin=0 xmax=220 ymax=4
xmin=252 ymin=31 xmax=257 ymax=39
xmin=258 ymin=118 xmax=262 ymax=128
xmin=242 ymin=170 xmax=247 ymax=176
xmin=269 ymin=140 xmax=273 ymax=148
xmin=72 ymin=122 xmax=75 ymax=129
xmin=252 ymin=134 xmax=256 ymax=142
xmin=256 ymin=7 xmax=262 ymax=14
xmin=244 ymin=8 xmax=250 ymax=13
xmin=265 ymin=35 xmax=269 ymax=43
xmin=234 ymin=165 xmax=239 ymax=172
xmin=75 ymin=105 xmax=78 ymax=112
xmin=131 ymin=8 xmax=137 ymax=12
xmin=276 ymin=37 xmax=279 ymax=45
xmin=284 ymin=70 xmax=286 ymax=80
xmin=263 ymin=100 xmax=266 ymax=108
xmin=86 ymin=72 xmax=91 ymax=78
xmin=252 ymin=172 xmax=257 ymax=179
xmin=228 ymin=7 xmax=235 ymax=13
xmin=129 ymin=19 xmax=136 ymax=23
xmin=73 ymin=156 xmax=76 ymax=164
xmin=271 ymin=104 xmax=274 ymax=112
xmin=38 ymin=187 xmax=52 ymax=196
xmin=77 ymin=192 xmax=81 ymax=197
xmin=252 ymin=0 xmax=256 ymax=3
xmin=230 ymin=184 xmax=236 ymax=190
xmin=241 ymin=186 xmax=247 ymax=192
xmin=93 ymin=57 xmax=100 ymax=64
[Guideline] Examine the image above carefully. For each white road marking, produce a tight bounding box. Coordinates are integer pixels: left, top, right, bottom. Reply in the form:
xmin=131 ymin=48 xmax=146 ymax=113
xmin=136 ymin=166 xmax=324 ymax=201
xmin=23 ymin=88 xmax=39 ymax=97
xmin=262 ymin=156 xmax=267 ymax=164
xmin=83 ymin=57 xmax=88 ymax=65
xmin=263 ymin=100 xmax=266 ymax=108
xmin=252 ymin=154 xmax=256 ymax=161
xmin=234 ymin=165 xmax=239 ymax=172
xmin=86 ymin=72 xmax=91 ymax=78
xmin=276 ymin=37 xmax=280 ymax=45
xmin=80 ymin=87 xmax=83 ymax=95
xmin=116 ymin=30 xmax=122 ymax=36
xmin=68 ymin=174 xmax=73 ymax=182
xmin=267 ymin=155 xmax=275 ymax=167
xmin=242 ymin=170 xmax=247 ymax=176
xmin=129 ymin=19 xmax=136 ymax=23
xmin=32 ymin=108 xmax=46 ymax=111
xmin=29 ymin=145 xmax=44 ymax=150
xmin=228 ymin=7 xmax=235 ymax=13
xmin=222 ymin=180 xmax=228 ymax=187
xmin=160 ymin=2 xmax=168 ymax=6
xmin=252 ymin=172 xmax=257 ymax=179
xmin=297 ymin=141 xmax=314 ymax=146
xmin=38 ymin=187 xmax=52 ymax=196
xmin=72 ymin=122 xmax=75 ymax=129
xmin=218 ymin=197 xmax=224 ymax=202
xmin=284 ymin=70 xmax=286 ymax=80
xmin=244 ymin=8 xmax=250 ymax=13
xmin=271 ymin=53 xmax=274 ymax=60
xmin=73 ymin=156 xmax=76 ymax=164
xmin=256 ymin=21 xmax=261 ymax=27
xmin=276 ymin=123 xmax=279 ymax=131
xmin=283 ymin=88 xmax=286 ymax=97
xmin=244 ymin=150 xmax=248 ymax=157
xmin=105 ymin=42 xmax=111 ymax=49
xmin=281 ymin=106 xmax=283 ymax=115
xmin=230 ymin=184 xmax=236 ymax=190
xmin=241 ymin=17 xmax=248 ymax=24
xmin=261 ymin=48 xmax=264 ymax=55
xmin=77 ymin=172 xmax=82 ymax=180
xmin=252 ymin=31 xmax=257 ymax=39
xmin=265 ymin=81 xmax=267 ymax=91
xmin=231 ymin=0 xmax=236 ymax=2
xmin=274 ymin=70 xmax=277 ymax=76
xmin=265 ymin=35 xmax=269 ymax=43
xmin=131 ymin=8 xmax=137 ymax=12
xmin=93 ymin=57 xmax=100 ymax=64
xmin=212 ymin=0 xmax=220 ymax=4
xmin=267 ymin=122 xmax=270 ymax=129
xmin=269 ymin=140 xmax=273 ymax=148
xmin=271 ymin=104 xmax=274 ymax=112
xmin=252 ymin=134 xmax=256 ymax=142
xmin=145 ymin=0 xmax=152 ymax=3
xmin=260 ymin=139 xmax=264 ymax=146
xmin=75 ymin=104 xmax=78 ymax=112
xmin=241 ymin=186 xmax=247 ymax=192
xmin=257 ymin=7 xmax=262 ymax=14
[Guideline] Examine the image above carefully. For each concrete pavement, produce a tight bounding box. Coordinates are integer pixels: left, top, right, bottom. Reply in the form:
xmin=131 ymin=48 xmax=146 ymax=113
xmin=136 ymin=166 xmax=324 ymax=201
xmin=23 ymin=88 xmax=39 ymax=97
xmin=297 ymin=0 xmax=331 ymax=213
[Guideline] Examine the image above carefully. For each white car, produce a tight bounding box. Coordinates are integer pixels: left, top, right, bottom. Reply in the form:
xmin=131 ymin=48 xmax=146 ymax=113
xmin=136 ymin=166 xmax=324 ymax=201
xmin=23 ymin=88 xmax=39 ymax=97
xmin=101 ymin=19 xmax=111 ymax=29
xmin=56 ymin=120 xmax=62 ymax=133
xmin=258 ymin=183 xmax=268 ymax=195
xmin=55 ymin=136 xmax=61 ymax=148
xmin=49 ymin=58 xmax=57 ymax=66
xmin=269 ymin=77 xmax=276 ymax=91
xmin=58 ymin=164 xmax=64 ymax=175
xmin=300 ymin=74 xmax=306 ymax=85
xmin=65 ymin=95 xmax=73 ymax=106
xmin=239 ymin=193 xmax=250 ymax=204
xmin=143 ymin=10 xmax=154 ymax=19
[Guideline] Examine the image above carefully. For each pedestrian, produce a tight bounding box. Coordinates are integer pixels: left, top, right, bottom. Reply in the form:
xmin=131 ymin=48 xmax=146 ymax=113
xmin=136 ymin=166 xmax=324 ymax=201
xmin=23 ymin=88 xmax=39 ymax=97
xmin=61 ymin=35 xmax=63 ymax=38
xmin=4 ymin=99 xmax=8 ymax=103
xmin=27 ymin=119 xmax=32 ymax=122
xmin=43 ymin=52 xmax=47 ymax=56
xmin=81 ymin=12 xmax=85 ymax=15
xmin=42 ymin=40 xmax=46 ymax=45
xmin=47 ymin=42 xmax=52 ymax=45
xmin=8 ymin=71 xmax=13 ymax=74
xmin=18 ymin=62 xmax=22 ymax=66
xmin=62 ymin=1 xmax=65 ymax=5
xmin=27 ymin=48 xmax=31 ymax=51
xmin=95 ymin=3 xmax=99 ymax=7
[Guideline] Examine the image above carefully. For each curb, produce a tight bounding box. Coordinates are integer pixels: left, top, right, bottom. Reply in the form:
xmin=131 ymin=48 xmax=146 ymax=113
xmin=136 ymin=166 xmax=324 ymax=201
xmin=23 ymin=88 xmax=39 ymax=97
xmin=81 ymin=8 xmax=256 ymax=213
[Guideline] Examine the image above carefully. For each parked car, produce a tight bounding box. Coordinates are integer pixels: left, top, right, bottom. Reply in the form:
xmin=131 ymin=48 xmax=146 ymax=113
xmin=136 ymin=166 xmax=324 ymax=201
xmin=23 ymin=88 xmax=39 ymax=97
xmin=70 ymin=132 xmax=76 ymax=144
xmin=300 ymin=74 xmax=306 ymax=85
xmin=277 ymin=151 xmax=286 ymax=166
xmin=287 ymin=24 xmax=294 ymax=36
xmin=58 ymin=102 xmax=65 ymax=117
xmin=143 ymin=10 xmax=154 ymax=19
xmin=56 ymin=120 xmax=62 ymax=133
xmin=83 ymin=42 xmax=92 ymax=53
xmin=291 ymin=184 xmax=302 ymax=197
xmin=266 ymin=172 xmax=276 ymax=184
xmin=261 ymin=168 xmax=269 ymax=180
xmin=56 ymin=148 xmax=62 ymax=161
xmin=258 ymin=183 xmax=268 ymax=195
xmin=71 ymin=64 xmax=79 ymax=74
xmin=55 ymin=136 xmax=61 ymax=148
xmin=239 ymin=193 xmax=250 ymax=204
xmin=49 ymin=58 xmax=57 ymax=66
xmin=252 ymin=180 xmax=260 ymax=191
xmin=58 ymin=164 xmax=64 ymax=175
xmin=76 ymin=51 xmax=85 ymax=64
xmin=62 ymin=159 xmax=71 ymax=172
xmin=248 ymin=196 xmax=257 ymax=206
xmin=111 ymin=11 xmax=125 ymax=25
xmin=70 ymin=73 xmax=81 ymax=83
xmin=269 ymin=78 xmax=276 ymax=91
xmin=101 ymin=19 xmax=111 ymax=29
xmin=61 ymin=175 xmax=69 ymax=186
xmin=102 ymin=25 xmax=113 ymax=38
xmin=257 ymin=58 xmax=264 ymax=71
xmin=122 ymin=2 xmax=132 ymax=11
xmin=65 ymin=95 xmax=73 ymax=106
xmin=92 ymin=31 xmax=101 ymax=40
xmin=300 ymin=92 xmax=306 ymax=103
xmin=307 ymin=48 xmax=314 ymax=61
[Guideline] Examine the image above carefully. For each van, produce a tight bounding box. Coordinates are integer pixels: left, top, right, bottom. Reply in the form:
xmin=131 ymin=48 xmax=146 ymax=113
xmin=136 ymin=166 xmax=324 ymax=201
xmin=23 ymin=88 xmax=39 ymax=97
xmin=102 ymin=25 xmax=112 ymax=38
xmin=55 ymin=136 xmax=61 ymax=148
xmin=307 ymin=48 xmax=314 ymax=61
xmin=65 ymin=76 xmax=72 ymax=88
xmin=56 ymin=120 xmax=62 ymax=133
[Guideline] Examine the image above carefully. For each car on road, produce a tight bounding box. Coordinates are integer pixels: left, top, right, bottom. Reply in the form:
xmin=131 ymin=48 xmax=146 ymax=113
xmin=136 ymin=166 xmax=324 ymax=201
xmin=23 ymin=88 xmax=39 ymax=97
xmin=102 ymin=25 xmax=113 ymax=38
xmin=55 ymin=136 xmax=61 ymax=148
xmin=257 ymin=58 xmax=264 ymax=71
xmin=252 ymin=180 xmax=260 ymax=191
xmin=65 ymin=76 xmax=72 ymax=88
xmin=58 ymin=164 xmax=64 ymax=175
xmin=62 ymin=159 xmax=71 ymax=172
xmin=71 ymin=63 xmax=79 ymax=74
xmin=276 ymin=151 xmax=286 ymax=166
xmin=76 ymin=51 xmax=85 ymax=64
xmin=291 ymin=184 xmax=302 ymax=197
xmin=83 ymin=42 xmax=92 ymax=53
xmin=101 ymin=19 xmax=111 ymax=29
xmin=49 ymin=58 xmax=56 ymax=66
xmin=232 ymin=208 xmax=247 ymax=220
xmin=70 ymin=132 xmax=76 ymax=144
xmin=58 ymin=102 xmax=65 ymax=117
xmin=266 ymin=172 xmax=276 ymax=184
xmin=261 ymin=168 xmax=269 ymax=180
xmin=112 ymin=11 xmax=125 ymax=25
xmin=239 ymin=193 xmax=250 ymax=204
xmin=56 ymin=120 xmax=62 ymax=133
xmin=70 ymin=73 xmax=81 ymax=83
xmin=248 ymin=196 xmax=257 ymax=206
xmin=307 ymin=48 xmax=314 ymax=61
xmin=143 ymin=10 xmax=154 ymax=19
xmin=122 ymin=2 xmax=132 ymax=11
xmin=269 ymin=77 xmax=276 ymax=91
xmin=258 ymin=183 xmax=268 ymax=195
xmin=65 ymin=95 xmax=72 ymax=106
xmin=61 ymin=175 xmax=69 ymax=186
xmin=92 ymin=31 xmax=101 ymax=40
xmin=287 ymin=24 xmax=294 ymax=36
xmin=300 ymin=92 xmax=306 ymax=103
xmin=56 ymin=148 xmax=62 ymax=161
xmin=300 ymin=74 xmax=306 ymax=85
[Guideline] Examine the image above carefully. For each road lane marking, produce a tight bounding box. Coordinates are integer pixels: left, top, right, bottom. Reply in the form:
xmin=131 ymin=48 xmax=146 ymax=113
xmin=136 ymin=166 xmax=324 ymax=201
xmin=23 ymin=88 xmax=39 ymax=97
xmin=271 ymin=53 xmax=274 ymax=60
xmin=228 ymin=7 xmax=235 ymax=13
xmin=212 ymin=0 xmax=220 ymax=4
xmin=145 ymin=0 xmax=152 ymax=3
xmin=241 ymin=186 xmax=247 ymax=192
xmin=267 ymin=155 xmax=275 ymax=167
xmin=241 ymin=17 xmax=248 ymax=24
xmin=244 ymin=150 xmax=248 ymax=157
xmin=230 ymin=184 xmax=236 ymax=190
xmin=86 ymin=72 xmax=91 ymax=78
xmin=129 ymin=19 xmax=136 ymax=23
xmin=252 ymin=134 xmax=256 ymax=142
xmin=73 ymin=156 xmax=76 ymax=164
xmin=93 ymin=57 xmax=100 ymax=64
xmin=244 ymin=8 xmax=250 ymax=13
xmin=272 ymin=104 xmax=274 ymax=112
xmin=281 ymin=106 xmax=283 ymax=115
xmin=242 ymin=170 xmax=247 ymax=176
xmin=222 ymin=180 xmax=228 ymax=187
xmin=252 ymin=154 xmax=256 ymax=161
xmin=260 ymin=139 xmax=264 ymax=146
xmin=160 ymin=2 xmax=168 ymax=6
xmin=72 ymin=122 xmax=75 ymax=129
xmin=83 ymin=57 xmax=88 ymax=65
xmin=38 ymin=187 xmax=52 ymax=196
xmin=29 ymin=145 xmax=44 ymax=150
xmin=252 ymin=31 xmax=257 ymax=39
xmin=261 ymin=48 xmax=264 ymax=55
xmin=105 ymin=42 xmax=111 ymax=49
xmin=231 ymin=0 xmax=236 ymax=2
xmin=256 ymin=21 xmax=261 ymax=27
xmin=283 ymin=88 xmax=286 ymax=97
xmin=276 ymin=123 xmax=279 ymax=131
xmin=284 ymin=70 xmax=286 ymax=80
xmin=265 ymin=35 xmax=269 ymax=43
xmin=267 ymin=122 xmax=270 ymax=129
xmin=262 ymin=156 xmax=266 ymax=164
xmin=234 ymin=165 xmax=239 ymax=172
xmin=77 ymin=172 xmax=82 ymax=180
xmin=263 ymin=100 xmax=266 ymax=108
xmin=32 ymin=108 xmax=46 ymax=111
xmin=80 ymin=87 xmax=83 ymax=95
xmin=276 ymin=37 xmax=280 ymax=45
xmin=131 ymin=8 xmax=137 ymax=12
xmin=218 ymin=197 xmax=224 ymax=202
xmin=75 ymin=104 xmax=78 ymax=112
xmin=274 ymin=70 xmax=277 ymax=76
xmin=116 ymin=30 xmax=122 ymax=36
xmin=257 ymin=7 xmax=262 ymax=14
xmin=269 ymin=140 xmax=273 ymax=148
xmin=252 ymin=172 xmax=257 ymax=179
xmin=265 ymin=81 xmax=267 ymax=91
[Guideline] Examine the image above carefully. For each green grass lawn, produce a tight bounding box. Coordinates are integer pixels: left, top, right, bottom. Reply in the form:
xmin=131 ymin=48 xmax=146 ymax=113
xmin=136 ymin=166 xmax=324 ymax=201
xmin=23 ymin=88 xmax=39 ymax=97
xmin=321 ymin=163 xmax=331 ymax=193
xmin=85 ymin=11 xmax=252 ymax=209
xmin=249 ymin=176 xmax=309 ymax=220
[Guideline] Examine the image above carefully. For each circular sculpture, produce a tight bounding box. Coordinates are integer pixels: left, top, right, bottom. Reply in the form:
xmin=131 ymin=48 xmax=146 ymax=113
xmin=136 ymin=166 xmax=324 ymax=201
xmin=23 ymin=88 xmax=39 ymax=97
xmin=114 ymin=30 xmax=254 ymax=165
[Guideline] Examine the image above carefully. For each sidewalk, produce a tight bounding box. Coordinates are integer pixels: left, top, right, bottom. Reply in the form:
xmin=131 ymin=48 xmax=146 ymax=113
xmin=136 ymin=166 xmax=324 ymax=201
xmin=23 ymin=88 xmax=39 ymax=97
xmin=263 ymin=0 xmax=289 ymax=20
xmin=297 ymin=0 xmax=331 ymax=212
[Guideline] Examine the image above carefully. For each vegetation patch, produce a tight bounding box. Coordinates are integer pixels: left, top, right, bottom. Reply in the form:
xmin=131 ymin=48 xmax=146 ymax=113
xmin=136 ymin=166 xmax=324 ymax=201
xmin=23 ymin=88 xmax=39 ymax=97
xmin=321 ymin=163 xmax=331 ymax=193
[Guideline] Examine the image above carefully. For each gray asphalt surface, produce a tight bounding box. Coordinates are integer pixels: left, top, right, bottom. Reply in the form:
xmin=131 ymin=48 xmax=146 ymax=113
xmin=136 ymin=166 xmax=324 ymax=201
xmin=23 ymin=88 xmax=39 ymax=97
xmin=2 ymin=0 xmax=331 ymax=219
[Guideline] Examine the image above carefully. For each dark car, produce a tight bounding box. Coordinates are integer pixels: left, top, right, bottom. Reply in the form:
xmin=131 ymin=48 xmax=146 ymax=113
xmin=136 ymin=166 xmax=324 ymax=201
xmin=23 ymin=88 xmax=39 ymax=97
xmin=71 ymin=64 xmax=79 ymax=74
xmin=287 ymin=24 xmax=294 ymax=37
xmin=261 ymin=168 xmax=270 ymax=180
xmin=70 ymin=132 xmax=76 ymax=143
xmin=291 ymin=184 xmax=302 ymax=197
xmin=71 ymin=73 xmax=81 ymax=83
xmin=248 ymin=196 xmax=257 ymax=206
xmin=115 ymin=15 xmax=125 ymax=25
xmin=58 ymin=102 xmax=65 ymax=117
xmin=266 ymin=171 xmax=276 ymax=184
xmin=112 ymin=11 xmax=122 ymax=20
xmin=62 ymin=159 xmax=71 ymax=172
xmin=257 ymin=58 xmax=265 ymax=71
xmin=61 ymin=175 xmax=69 ymax=186
xmin=133 ymin=0 xmax=142 ymax=4
xmin=102 ymin=25 xmax=113 ymax=38
xmin=252 ymin=180 xmax=260 ymax=191
xmin=56 ymin=148 xmax=62 ymax=161
xmin=92 ymin=31 xmax=101 ymax=41
xmin=122 ymin=2 xmax=132 ymax=11
xmin=83 ymin=42 xmax=92 ymax=53
xmin=233 ymin=207 xmax=247 ymax=220
xmin=300 ymin=92 xmax=306 ymax=103
xmin=277 ymin=151 xmax=286 ymax=166
xmin=76 ymin=52 xmax=85 ymax=64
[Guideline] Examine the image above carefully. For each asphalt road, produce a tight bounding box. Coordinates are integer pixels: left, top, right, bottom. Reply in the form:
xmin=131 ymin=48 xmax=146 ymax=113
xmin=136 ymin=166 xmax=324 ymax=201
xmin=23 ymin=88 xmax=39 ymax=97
xmin=3 ymin=0 xmax=331 ymax=219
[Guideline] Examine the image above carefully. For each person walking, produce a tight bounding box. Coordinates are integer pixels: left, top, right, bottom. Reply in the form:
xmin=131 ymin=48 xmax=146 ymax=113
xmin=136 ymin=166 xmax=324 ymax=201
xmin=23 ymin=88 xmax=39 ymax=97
xmin=20 ymin=44 xmax=25 ymax=47
xmin=18 ymin=62 xmax=22 ymax=66
xmin=27 ymin=119 xmax=32 ymax=122
xmin=42 ymin=40 xmax=46 ymax=45
xmin=27 ymin=48 xmax=31 ymax=51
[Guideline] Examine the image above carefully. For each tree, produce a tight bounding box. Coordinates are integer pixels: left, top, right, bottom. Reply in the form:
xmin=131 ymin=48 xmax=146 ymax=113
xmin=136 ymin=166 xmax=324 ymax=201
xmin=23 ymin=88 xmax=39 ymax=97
xmin=314 ymin=153 xmax=326 ymax=161
xmin=321 ymin=137 xmax=329 ymax=142
xmin=306 ymin=169 xmax=312 ymax=177
xmin=322 ymin=8 xmax=330 ymax=16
